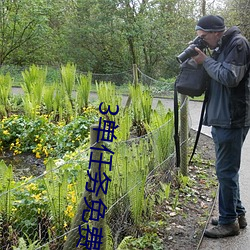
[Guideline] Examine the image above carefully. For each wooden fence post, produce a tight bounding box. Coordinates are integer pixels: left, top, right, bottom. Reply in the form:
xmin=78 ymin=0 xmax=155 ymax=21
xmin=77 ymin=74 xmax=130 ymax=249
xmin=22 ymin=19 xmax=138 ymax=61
xmin=125 ymin=64 xmax=138 ymax=109
xmin=63 ymin=124 xmax=106 ymax=249
xmin=133 ymin=64 xmax=138 ymax=86
xmin=89 ymin=124 xmax=106 ymax=250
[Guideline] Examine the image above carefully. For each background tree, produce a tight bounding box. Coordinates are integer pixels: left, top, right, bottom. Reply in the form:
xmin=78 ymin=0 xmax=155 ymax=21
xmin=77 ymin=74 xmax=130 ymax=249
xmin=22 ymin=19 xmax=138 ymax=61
xmin=0 ymin=0 xmax=235 ymax=80
xmin=219 ymin=0 xmax=250 ymax=39
xmin=0 ymin=0 xmax=49 ymax=65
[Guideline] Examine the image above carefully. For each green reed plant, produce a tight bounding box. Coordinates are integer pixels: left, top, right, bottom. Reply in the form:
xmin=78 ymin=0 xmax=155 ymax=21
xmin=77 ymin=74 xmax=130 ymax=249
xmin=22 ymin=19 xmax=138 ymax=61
xmin=43 ymin=159 xmax=68 ymax=230
xmin=129 ymin=83 xmax=153 ymax=134
xmin=0 ymin=73 xmax=12 ymax=117
xmin=96 ymin=81 xmax=122 ymax=120
xmin=145 ymin=100 xmax=174 ymax=164
xmin=127 ymin=141 xmax=150 ymax=224
xmin=43 ymin=84 xmax=55 ymax=114
xmin=108 ymin=138 xmax=152 ymax=225
xmin=115 ymin=109 xmax=132 ymax=141
xmin=129 ymin=84 xmax=143 ymax=124
xmin=0 ymin=161 xmax=14 ymax=222
xmin=76 ymin=72 xmax=92 ymax=111
xmin=21 ymin=65 xmax=47 ymax=118
xmin=60 ymin=62 xmax=76 ymax=102
xmin=52 ymin=82 xmax=74 ymax=122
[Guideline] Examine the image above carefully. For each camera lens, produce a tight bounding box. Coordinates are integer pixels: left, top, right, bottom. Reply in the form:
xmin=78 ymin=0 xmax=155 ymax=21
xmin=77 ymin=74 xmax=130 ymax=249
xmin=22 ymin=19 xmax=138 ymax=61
xmin=176 ymin=45 xmax=198 ymax=63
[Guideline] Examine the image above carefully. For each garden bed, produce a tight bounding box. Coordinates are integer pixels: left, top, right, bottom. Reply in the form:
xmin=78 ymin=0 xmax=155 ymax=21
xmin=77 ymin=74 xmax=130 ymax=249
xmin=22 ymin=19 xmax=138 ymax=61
xmin=116 ymin=130 xmax=217 ymax=250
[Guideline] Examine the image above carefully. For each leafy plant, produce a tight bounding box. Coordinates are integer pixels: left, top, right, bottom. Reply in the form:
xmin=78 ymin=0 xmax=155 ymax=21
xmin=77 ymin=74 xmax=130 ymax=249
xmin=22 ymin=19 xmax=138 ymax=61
xmin=0 ymin=73 xmax=12 ymax=117
xmin=43 ymin=84 xmax=56 ymax=114
xmin=0 ymin=108 xmax=98 ymax=158
xmin=12 ymin=177 xmax=49 ymax=241
xmin=117 ymin=233 xmax=163 ymax=250
xmin=13 ymin=236 xmax=41 ymax=250
xmin=159 ymin=182 xmax=171 ymax=202
xmin=96 ymin=81 xmax=122 ymax=121
xmin=145 ymin=100 xmax=174 ymax=164
xmin=60 ymin=62 xmax=76 ymax=102
xmin=0 ymin=161 xmax=14 ymax=222
xmin=129 ymin=83 xmax=152 ymax=125
xmin=76 ymin=72 xmax=92 ymax=110
xmin=21 ymin=65 xmax=47 ymax=118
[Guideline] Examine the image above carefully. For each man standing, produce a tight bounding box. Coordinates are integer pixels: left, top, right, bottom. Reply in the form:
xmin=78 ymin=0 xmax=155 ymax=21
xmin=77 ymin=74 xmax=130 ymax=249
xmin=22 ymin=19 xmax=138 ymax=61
xmin=192 ymin=15 xmax=250 ymax=238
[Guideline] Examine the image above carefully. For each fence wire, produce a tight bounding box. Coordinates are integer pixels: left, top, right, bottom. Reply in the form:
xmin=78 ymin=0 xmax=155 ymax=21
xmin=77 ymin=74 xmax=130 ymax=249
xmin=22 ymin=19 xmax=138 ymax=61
xmin=0 ymin=68 xmax=190 ymax=250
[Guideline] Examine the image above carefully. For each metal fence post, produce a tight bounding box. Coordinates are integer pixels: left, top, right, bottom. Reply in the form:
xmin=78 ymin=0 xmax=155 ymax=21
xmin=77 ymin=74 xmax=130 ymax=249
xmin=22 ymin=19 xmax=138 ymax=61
xmin=180 ymin=94 xmax=188 ymax=176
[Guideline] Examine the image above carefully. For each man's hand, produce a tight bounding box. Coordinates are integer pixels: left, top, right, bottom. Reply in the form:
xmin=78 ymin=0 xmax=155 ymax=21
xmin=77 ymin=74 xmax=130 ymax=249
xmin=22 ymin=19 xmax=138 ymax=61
xmin=192 ymin=47 xmax=207 ymax=64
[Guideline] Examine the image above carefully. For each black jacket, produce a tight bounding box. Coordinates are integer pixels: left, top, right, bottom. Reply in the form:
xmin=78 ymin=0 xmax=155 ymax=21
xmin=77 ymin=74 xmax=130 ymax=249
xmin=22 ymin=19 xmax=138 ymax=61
xmin=203 ymin=26 xmax=250 ymax=128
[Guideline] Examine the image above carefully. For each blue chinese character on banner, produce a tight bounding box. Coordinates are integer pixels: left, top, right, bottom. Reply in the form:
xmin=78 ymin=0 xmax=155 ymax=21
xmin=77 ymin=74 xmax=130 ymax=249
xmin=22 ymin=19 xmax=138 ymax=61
xmin=81 ymin=197 xmax=107 ymax=223
xmin=77 ymin=102 xmax=120 ymax=249
xmin=88 ymin=145 xmax=114 ymax=171
xmin=77 ymin=224 xmax=103 ymax=249
xmin=94 ymin=117 xmax=119 ymax=142
xmin=85 ymin=169 xmax=111 ymax=196
xmin=99 ymin=102 xmax=119 ymax=116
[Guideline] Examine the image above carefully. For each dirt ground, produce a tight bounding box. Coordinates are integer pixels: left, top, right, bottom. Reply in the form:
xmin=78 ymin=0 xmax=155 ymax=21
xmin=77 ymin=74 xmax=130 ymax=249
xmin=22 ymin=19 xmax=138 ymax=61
xmin=159 ymin=130 xmax=217 ymax=250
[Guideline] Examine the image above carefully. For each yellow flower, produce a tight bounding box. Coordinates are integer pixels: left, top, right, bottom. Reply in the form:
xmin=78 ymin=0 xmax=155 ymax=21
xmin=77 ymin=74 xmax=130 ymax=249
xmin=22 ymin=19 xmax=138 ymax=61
xmin=43 ymin=147 xmax=49 ymax=157
xmin=64 ymin=205 xmax=74 ymax=218
xmin=26 ymin=183 xmax=37 ymax=191
xmin=71 ymin=195 xmax=76 ymax=204
xmin=36 ymin=152 xmax=41 ymax=159
xmin=3 ymin=130 xmax=9 ymax=135
xmin=32 ymin=193 xmax=42 ymax=201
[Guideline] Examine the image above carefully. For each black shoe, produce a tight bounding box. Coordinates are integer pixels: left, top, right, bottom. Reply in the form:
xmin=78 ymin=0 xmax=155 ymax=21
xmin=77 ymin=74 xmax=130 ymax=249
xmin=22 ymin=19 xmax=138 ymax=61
xmin=204 ymin=222 xmax=240 ymax=238
xmin=211 ymin=214 xmax=247 ymax=229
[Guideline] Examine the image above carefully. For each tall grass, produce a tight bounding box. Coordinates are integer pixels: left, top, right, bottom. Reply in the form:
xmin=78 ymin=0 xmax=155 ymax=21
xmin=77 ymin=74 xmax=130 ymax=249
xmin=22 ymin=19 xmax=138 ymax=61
xmin=96 ymin=81 xmax=122 ymax=120
xmin=76 ymin=72 xmax=92 ymax=111
xmin=0 ymin=161 xmax=14 ymax=223
xmin=129 ymin=83 xmax=153 ymax=132
xmin=145 ymin=100 xmax=174 ymax=164
xmin=60 ymin=63 xmax=76 ymax=102
xmin=0 ymin=73 xmax=12 ymax=116
xmin=21 ymin=65 xmax=47 ymax=118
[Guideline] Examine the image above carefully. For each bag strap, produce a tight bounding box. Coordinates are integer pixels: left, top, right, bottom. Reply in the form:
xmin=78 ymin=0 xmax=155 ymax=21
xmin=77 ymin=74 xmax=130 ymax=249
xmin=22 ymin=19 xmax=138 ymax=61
xmin=189 ymin=91 xmax=208 ymax=164
xmin=174 ymin=80 xmax=180 ymax=168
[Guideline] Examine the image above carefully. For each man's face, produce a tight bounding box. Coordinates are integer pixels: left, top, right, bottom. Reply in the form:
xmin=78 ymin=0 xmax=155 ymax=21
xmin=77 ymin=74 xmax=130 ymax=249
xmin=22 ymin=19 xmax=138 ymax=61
xmin=196 ymin=30 xmax=221 ymax=49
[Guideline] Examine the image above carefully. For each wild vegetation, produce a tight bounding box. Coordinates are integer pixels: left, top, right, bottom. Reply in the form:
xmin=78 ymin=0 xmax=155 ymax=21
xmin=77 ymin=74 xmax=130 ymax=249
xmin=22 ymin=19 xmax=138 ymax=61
xmin=0 ymin=64 xmax=179 ymax=248
xmin=0 ymin=0 xmax=248 ymax=80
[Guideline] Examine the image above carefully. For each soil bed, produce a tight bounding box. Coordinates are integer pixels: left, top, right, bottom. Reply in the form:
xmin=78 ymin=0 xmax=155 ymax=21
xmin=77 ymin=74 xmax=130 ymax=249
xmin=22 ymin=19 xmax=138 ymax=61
xmin=0 ymin=152 xmax=45 ymax=180
xmin=0 ymin=130 xmax=217 ymax=250
xmin=159 ymin=130 xmax=217 ymax=250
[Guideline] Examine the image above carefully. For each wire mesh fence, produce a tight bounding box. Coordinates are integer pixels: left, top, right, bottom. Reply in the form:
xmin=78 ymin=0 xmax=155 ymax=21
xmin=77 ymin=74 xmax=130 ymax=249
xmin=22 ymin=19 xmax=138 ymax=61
xmin=0 ymin=66 xmax=190 ymax=249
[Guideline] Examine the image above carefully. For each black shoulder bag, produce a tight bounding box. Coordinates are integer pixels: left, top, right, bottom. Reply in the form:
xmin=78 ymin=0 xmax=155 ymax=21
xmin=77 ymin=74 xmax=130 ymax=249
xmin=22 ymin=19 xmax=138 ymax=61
xmin=174 ymin=58 xmax=210 ymax=168
xmin=175 ymin=58 xmax=208 ymax=97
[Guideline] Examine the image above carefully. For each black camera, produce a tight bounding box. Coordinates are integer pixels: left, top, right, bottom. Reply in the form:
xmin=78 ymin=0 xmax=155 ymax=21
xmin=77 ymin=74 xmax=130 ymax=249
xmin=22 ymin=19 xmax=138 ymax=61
xmin=176 ymin=36 xmax=208 ymax=64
